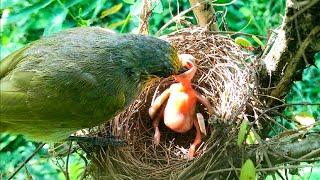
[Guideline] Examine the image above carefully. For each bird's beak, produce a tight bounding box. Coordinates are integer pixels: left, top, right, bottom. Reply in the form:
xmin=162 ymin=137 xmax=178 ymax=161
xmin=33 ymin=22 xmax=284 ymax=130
xmin=175 ymin=66 xmax=189 ymax=75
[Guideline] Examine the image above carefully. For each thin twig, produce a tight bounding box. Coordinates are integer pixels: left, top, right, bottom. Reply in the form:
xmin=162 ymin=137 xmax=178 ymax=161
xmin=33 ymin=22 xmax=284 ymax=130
xmin=288 ymin=0 xmax=320 ymax=22
xmin=156 ymin=1 xmax=205 ymax=36
xmin=252 ymin=102 xmax=320 ymax=124
xmin=207 ymin=164 xmax=320 ymax=175
xmin=8 ymin=143 xmax=45 ymax=180
xmin=65 ymin=141 xmax=72 ymax=180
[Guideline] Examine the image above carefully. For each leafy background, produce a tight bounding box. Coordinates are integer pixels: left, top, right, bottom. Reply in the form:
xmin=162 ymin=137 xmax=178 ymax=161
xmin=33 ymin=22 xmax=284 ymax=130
xmin=0 ymin=0 xmax=319 ymax=179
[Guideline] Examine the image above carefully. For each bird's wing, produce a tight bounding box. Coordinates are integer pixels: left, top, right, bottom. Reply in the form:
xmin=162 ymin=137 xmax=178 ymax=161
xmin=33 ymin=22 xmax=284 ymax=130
xmin=0 ymin=27 xmax=141 ymax=142
xmin=0 ymin=45 xmax=29 ymax=78
xmin=0 ymin=68 xmax=42 ymax=141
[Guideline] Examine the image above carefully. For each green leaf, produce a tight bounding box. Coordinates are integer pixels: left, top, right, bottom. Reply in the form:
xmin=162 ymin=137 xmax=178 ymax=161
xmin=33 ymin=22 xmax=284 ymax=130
xmin=80 ymin=0 xmax=98 ymax=16
xmin=130 ymin=0 xmax=143 ymax=16
xmin=100 ymin=3 xmax=123 ymax=18
xmin=0 ymin=0 xmax=20 ymax=9
xmin=4 ymin=0 xmax=53 ymax=24
xmin=122 ymin=0 xmax=135 ymax=4
xmin=43 ymin=8 xmax=68 ymax=36
xmin=64 ymin=0 xmax=82 ymax=8
xmin=108 ymin=20 xmax=126 ymax=29
xmin=91 ymin=0 xmax=106 ymax=20
xmin=237 ymin=119 xmax=249 ymax=146
xmin=0 ymin=133 xmax=17 ymax=151
xmin=151 ymin=0 xmax=163 ymax=14
xmin=293 ymin=112 xmax=315 ymax=126
xmin=120 ymin=13 xmax=132 ymax=33
xmin=1 ymin=36 xmax=10 ymax=46
xmin=245 ymin=130 xmax=257 ymax=144
xmin=235 ymin=37 xmax=252 ymax=48
xmin=252 ymin=35 xmax=265 ymax=49
xmin=240 ymin=159 xmax=256 ymax=180
xmin=239 ymin=7 xmax=252 ymax=17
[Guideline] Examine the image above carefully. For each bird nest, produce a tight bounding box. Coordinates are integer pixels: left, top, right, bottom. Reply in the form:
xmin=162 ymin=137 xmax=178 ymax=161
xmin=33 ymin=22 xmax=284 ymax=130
xmin=85 ymin=27 xmax=255 ymax=179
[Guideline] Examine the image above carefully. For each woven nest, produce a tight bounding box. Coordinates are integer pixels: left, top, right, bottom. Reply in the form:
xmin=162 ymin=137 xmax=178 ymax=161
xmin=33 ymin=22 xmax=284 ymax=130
xmin=87 ymin=27 xmax=255 ymax=179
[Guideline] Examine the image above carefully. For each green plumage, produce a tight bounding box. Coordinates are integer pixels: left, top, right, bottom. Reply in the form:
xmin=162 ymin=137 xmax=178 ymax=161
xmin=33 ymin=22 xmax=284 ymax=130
xmin=0 ymin=27 xmax=181 ymax=142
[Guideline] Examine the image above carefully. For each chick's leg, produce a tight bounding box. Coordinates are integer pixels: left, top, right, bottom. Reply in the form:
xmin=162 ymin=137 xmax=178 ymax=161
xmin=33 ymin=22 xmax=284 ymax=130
xmin=152 ymin=106 xmax=165 ymax=146
xmin=149 ymin=88 xmax=170 ymax=119
xmin=152 ymin=116 xmax=161 ymax=145
xmin=188 ymin=118 xmax=202 ymax=159
xmin=195 ymin=92 xmax=213 ymax=115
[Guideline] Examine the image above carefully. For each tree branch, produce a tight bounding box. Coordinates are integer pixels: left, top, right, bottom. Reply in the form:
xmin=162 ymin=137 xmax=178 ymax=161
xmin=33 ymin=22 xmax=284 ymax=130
xmin=269 ymin=26 xmax=320 ymax=102
xmin=189 ymin=0 xmax=218 ymax=31
xmin=258 ymin=0 xmax=320 ymax=105
xmin=248 ymin=135 xmax=320 ymax=165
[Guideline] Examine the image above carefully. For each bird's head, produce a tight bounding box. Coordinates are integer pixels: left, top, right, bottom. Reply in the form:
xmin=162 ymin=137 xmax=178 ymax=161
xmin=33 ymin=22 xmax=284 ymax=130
xmin=121 ymin=34 xmax=192 ymax=82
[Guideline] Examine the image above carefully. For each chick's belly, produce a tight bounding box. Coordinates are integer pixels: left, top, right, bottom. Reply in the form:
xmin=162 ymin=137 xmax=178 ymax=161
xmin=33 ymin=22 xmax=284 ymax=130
xmin=163 ymin=108 xmax=194 ymax=133
xmin=163 ymin=112 xmax=193 ymax=133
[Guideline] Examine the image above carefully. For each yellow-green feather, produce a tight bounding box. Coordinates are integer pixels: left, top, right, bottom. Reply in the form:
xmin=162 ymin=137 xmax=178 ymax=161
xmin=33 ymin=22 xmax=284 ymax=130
xmin=0 ymin=27 xmax=180 ymax=142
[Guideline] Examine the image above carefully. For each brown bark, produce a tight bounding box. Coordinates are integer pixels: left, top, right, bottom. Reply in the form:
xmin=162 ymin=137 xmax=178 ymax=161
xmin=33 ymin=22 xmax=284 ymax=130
xmin=138 ymin=0 xmax=151 ymax=35
xmin=189 ymin=0 xmax=218 ymax=31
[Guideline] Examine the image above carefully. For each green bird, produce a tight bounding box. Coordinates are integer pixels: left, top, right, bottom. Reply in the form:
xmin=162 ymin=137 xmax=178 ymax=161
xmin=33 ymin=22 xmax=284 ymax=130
xmin=0 ymin=27 xmax=186 ymax=143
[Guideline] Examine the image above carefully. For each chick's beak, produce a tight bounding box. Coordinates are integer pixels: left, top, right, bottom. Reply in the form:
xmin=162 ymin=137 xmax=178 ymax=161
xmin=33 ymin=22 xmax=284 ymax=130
xmin=174 ymin=54 xmax=196 ymax=75
xmin=176 ymin=66 xmax=189 ymax=75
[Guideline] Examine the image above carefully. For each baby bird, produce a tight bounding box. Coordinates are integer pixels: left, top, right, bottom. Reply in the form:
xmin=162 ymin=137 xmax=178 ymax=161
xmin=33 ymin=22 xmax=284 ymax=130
xmin=149 ymin=54 xmax=213 ymax=159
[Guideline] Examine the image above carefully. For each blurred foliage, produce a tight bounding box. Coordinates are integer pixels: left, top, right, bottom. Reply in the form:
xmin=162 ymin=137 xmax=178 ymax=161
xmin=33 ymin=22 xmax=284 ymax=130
xmin=0 ymin=133 xmax=87 ymax=179
xmin=265 ymin=162 xmax=320 ymax=180
xmin=0 ymin=0 xmax=318 ymax=179
xmin=216 ymin=0 xmax=285 ymax=35
xmin=269 ymin=53 xmax=320 ymax=136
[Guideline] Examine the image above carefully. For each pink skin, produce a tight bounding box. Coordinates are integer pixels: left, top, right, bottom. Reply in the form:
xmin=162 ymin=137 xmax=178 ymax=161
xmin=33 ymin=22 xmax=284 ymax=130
xmin=149 ymin=54 xmax=213 ymax=159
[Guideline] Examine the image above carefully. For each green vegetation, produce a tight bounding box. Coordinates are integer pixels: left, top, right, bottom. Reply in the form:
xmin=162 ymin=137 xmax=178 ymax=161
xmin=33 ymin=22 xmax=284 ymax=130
xmin=0 ymin=0 xmax=318 ymax=179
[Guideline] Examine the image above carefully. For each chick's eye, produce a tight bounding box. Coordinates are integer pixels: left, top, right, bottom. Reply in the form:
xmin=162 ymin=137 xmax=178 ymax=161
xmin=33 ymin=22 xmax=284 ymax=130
xmin=186 ymin=62 xmax=193 ymax=69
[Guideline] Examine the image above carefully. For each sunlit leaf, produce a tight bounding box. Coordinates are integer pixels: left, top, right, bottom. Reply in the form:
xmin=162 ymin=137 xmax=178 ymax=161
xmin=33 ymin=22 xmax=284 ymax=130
xmin=120 ymin=13 xmax=132 ymax=33
xmin=108 ymin=20 xmax=126 ymax=29
xmin=91 ymin=0 xmax=106 ymax=20
xmin=293 ymin=112 xmax=315 ymax=126
xmin=240 ymin=159 xmax=256 ymax=180
xmin=130 ymin=0 xmax=143 ymax=16
xmin=64 ymin=0 xmax=82 ymax=8
xmin=0 ymin=0 xmax=20 ymax=9
xmin=0 ymin=133 xmax=17 ymax=151
xmin=235 ymin=37 xmax=252 ymax=48
xmin=122 ymin=0 xmax=135 ymax=4
xmin=100 ymin=3 xmax=123 ymax=18
xmin=252 ymin=35 xmax=265 ymax=49
xmin=80 ymin=0 xmax=98 ymax=16
xmin=151 ymin=0 xmax=163 ymax=14
xmin=239 ymin=7 xmax=252 ymax=17
xmin=246 ymin=130 xmax=258 ymax=145
xmin=43 ymin=8 xmax=68 ymax=36
xmin=1 ymin=36 xmax=10 ymax=46
xmin=4 ymin=0 xmax=53 ymax=24
xmin=237 ymin=120 xmax=249 ymax=146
